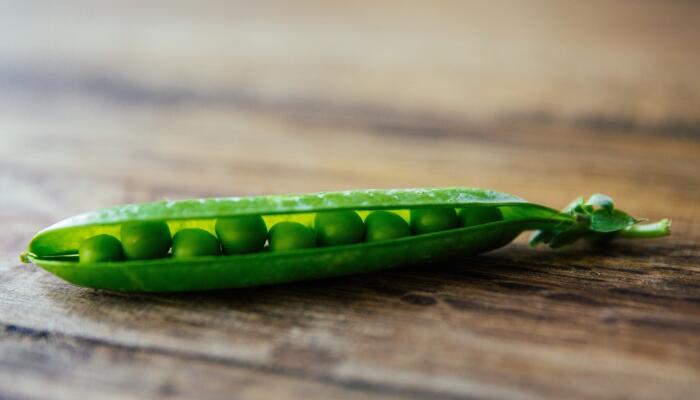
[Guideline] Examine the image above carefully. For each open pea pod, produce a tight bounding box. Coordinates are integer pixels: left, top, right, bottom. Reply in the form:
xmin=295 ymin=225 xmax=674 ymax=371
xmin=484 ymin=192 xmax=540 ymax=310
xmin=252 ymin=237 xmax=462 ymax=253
xmin=20 ymin=188 xmax=670 ymax=292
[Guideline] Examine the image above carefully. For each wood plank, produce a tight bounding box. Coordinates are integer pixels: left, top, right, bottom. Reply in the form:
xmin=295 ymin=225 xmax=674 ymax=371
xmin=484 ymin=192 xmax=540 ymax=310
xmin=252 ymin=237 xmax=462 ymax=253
xmin=2 ymin=235 xmax=699 ymax=399
xmin=0 ymin=320 xmax=407 ymax=400
xmin=1 ymin=1 xmax=700 ymax=122
xmin=2 ymin=101 xmax=698 ymax=205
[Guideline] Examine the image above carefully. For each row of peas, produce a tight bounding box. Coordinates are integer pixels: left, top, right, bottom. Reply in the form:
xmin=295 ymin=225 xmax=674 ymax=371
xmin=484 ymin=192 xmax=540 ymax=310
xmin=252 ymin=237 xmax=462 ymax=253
xmin=78 ymin=207 xmax=503 ymax=263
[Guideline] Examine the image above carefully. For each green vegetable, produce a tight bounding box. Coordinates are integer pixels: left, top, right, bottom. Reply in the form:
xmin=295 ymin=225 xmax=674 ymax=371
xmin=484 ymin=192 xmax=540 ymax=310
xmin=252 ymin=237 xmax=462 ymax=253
xmin=459 ymin=206 xmax=503 ymax=227
xmin=215 ymin=215 xmax=267 ymax=254
xmin=79 ymin=234 xmax=124 ymax=263
xmin=121 ymin=221 xmax=171 ymax=260
xmin=315 ymin=211 xmax=365 ymax=246
xmin=365 ymin=211 xmax=410 ymax=242
xmin=172 ymin=228 xmax=221 ymax=258
xmin=269 ymin=221 xmax=315 ymax=251
xmin=410 ymin=208 xmax=459 ymax=234
xmin=20 ymin=188 xmax=670 ymax=292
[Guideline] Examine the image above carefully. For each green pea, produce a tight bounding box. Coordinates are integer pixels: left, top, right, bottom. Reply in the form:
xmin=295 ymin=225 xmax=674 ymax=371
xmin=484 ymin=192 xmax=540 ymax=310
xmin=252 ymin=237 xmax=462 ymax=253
xmin=268 ymin=221 xmax=315 ymax=251
xmin=410 ymin=208 xmax=459 ymax=235
xmin=79 ymin=234 xmax=124 ymax=263
xmin=459 ymin=206 xmax=503 ymax=227
xmin=365 ymin=211 xmax=410 ymax=242
xmin=121 ymin=220 xmax=171 ymax=260
xmin=215 ymin=215 xmax=268 ymax=254
xmin=172 ymin=228 xmax=221 ymax=258
xmin=314 ymin=211 xmax=365 ymax=246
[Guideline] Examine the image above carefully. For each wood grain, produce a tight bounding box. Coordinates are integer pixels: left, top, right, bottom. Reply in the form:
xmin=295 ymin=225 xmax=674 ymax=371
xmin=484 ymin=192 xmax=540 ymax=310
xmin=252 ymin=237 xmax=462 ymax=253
xmin=1 ymin=1 xmax=699 ymax=399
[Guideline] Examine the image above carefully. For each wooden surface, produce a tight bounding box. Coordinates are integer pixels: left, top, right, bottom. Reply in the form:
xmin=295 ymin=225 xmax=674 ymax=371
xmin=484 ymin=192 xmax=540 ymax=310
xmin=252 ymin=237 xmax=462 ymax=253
xmin=1 ymin=1 xmax=700 ymax=399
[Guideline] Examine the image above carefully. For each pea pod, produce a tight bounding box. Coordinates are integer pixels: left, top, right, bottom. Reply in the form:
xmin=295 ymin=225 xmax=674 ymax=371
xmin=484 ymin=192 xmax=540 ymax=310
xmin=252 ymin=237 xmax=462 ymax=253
xmin=20 ymin=188 xmax=670 ymax=292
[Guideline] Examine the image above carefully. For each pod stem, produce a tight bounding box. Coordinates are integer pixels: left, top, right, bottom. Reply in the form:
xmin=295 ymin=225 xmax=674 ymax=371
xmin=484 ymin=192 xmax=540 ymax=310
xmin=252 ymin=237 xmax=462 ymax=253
xmin=530 ymin=194 xmax=671 ymax=248
xmin=617 ymin=219 xmax=671 ymax=239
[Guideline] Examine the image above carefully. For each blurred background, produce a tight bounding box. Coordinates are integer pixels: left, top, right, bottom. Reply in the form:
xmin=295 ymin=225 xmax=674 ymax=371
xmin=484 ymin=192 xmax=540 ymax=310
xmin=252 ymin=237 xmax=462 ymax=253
xmin=2 ymin=2 xmax=699 ymax=238
xmin=1 ymin=2 xmax=700 ymax=399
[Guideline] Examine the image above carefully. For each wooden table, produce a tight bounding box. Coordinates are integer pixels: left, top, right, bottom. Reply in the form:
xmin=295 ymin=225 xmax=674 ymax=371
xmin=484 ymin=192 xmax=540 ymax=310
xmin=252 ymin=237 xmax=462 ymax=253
xmin=1 ymin=2 xmax=699 ymax=399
